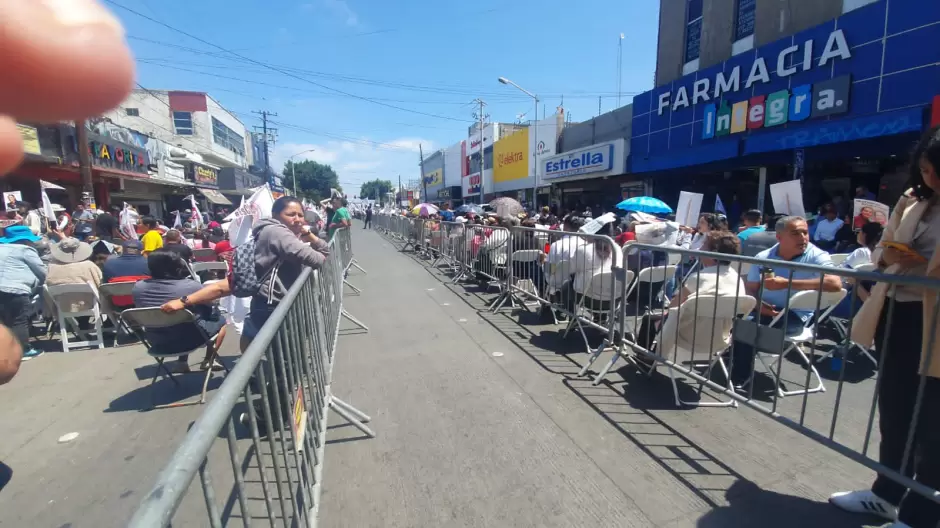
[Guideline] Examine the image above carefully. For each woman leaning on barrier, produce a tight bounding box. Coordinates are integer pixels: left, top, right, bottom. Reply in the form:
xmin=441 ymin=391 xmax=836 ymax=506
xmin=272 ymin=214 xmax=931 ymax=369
xmin=829 ymin=127 xmax=940 ymax=528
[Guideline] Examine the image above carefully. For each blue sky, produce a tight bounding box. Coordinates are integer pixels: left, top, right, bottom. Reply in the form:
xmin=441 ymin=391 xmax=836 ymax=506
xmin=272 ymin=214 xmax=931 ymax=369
xmin=110 ymin=0 xmax=659 ymax=197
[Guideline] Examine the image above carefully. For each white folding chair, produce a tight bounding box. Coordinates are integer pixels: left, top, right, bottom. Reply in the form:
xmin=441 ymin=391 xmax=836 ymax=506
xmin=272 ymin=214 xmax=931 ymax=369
xmin=190 ymin=261 xmax=229 ymax=283
xmin=564 ymin=270 xmax=631 ymax=355
xmin=829 ymin=253 xmax=849 ymax=267
xmin=120 ymin=307 xmax=228 ymax=408
xmin=659 ymin=295 xmax=757 ymax=406
xmin=44 ymin=283 xmax=105 ymax=352
xmin=499 ymin=249 xmax=545 ymax=312
xmin=621 ymin=265 xmax=678 ymax=330
xmin=755 ymin=289 xmax=847 ymax=397
xmin=667 ymin=252 xmax=682 ymax=265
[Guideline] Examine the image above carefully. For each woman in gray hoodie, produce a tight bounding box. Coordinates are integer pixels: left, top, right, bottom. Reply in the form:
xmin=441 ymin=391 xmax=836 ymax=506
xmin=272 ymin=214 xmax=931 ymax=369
xmin=244 ymin=197 xmax=330 ymax=340
xmin=161 ymin=196 xmax=329 ymax=347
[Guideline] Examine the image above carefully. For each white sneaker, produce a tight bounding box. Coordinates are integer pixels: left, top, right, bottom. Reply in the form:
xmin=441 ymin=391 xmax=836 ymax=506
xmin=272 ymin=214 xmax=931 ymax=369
xmin=828 ymin=490 xmax=898 ymax=521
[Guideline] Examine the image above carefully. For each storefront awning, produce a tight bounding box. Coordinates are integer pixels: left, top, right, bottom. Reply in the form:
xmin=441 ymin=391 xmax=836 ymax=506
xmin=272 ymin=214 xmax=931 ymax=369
xmin=199 ymin=187 xmax=232 ymax=206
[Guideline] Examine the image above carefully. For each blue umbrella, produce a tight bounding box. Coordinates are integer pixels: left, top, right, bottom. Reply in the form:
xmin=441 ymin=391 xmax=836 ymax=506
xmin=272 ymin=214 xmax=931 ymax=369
xmin=455 ymin=204 xmax=484 ymax=215
xmin=615 ymin=196 xmax=673 ymax=214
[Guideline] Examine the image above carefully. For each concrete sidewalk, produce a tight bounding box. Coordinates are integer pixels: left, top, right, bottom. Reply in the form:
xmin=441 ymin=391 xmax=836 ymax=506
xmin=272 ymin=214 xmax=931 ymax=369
xmin=319 ymin=226 xmax=884 ymax=528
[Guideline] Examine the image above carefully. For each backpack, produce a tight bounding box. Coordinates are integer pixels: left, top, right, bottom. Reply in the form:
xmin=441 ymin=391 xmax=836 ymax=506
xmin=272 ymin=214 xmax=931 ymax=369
xmin=229 ymin=236 xmax=282 ymax=302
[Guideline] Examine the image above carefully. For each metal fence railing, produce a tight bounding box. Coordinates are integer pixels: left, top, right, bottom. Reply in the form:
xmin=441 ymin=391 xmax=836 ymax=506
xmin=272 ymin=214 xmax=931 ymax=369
xmin=128 ymin=227 xmax=374 ymax=527
xmin=377 ymin=216 xmax=940 ymax=516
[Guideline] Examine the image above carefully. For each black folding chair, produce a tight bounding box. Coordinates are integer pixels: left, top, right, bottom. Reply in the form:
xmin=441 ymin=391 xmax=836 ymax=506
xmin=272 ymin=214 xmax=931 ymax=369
xmin=119 ymin=307 xmax=228 ymax=409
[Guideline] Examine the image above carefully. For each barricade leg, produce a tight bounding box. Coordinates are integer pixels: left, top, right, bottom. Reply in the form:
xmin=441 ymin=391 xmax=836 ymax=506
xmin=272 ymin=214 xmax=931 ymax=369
xmin=350 ymin=259 xmax=367 ymax=274
xmin=341 ymin=309 xmax=369 ymax=332
xmin=343 ymin=278 xmax=362 ymax=295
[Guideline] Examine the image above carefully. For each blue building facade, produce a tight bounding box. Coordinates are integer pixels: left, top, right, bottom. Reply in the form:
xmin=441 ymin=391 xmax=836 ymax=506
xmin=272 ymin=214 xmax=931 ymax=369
xmin=630 ymin=0 xmax=939 ymax=209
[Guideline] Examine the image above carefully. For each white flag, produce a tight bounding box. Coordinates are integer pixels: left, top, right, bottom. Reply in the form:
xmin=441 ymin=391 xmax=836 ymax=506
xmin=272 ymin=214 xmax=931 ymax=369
xmin=40 ymin=188 xmax=55 ymax=231
xmin=40 ymin=179 xmax=66 ymax=191
xmin=173 ymin=211 xmax=182 ymax=229
xmin=185 ymin=195 xmax=203 ymax=229
xmin=119 ymin=202 xmax=139 ymax=240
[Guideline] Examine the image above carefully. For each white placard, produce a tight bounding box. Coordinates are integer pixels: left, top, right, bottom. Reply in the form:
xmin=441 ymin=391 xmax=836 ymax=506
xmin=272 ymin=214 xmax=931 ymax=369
xmin=852 ymin=199 xmax=890 ymax=230
xmin=770 ymin=180 xmax=806 ymax=217
xmin=675 ymin=191 xmax=703 ymax=227
xmin=579 ymin=212 xmax=617 ymax=235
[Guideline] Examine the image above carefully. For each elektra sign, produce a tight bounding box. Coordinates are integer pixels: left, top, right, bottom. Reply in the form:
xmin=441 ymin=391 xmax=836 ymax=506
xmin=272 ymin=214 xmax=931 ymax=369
xmin=654 ymin=29 xmax=853 ymax=135
xmin=543 ymin=143 xmax=614 ymax=180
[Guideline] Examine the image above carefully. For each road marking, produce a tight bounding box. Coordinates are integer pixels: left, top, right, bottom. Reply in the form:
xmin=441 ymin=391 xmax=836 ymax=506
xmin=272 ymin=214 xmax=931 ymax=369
xmin=441 ymin=303 xmax=450 ymax=306
xmin=58 ymin=432 xmax=79 ymax=443
xmin=458 ymin=318 xmax=468 ymax=323
xmin=491 ymin=352 xmax=504 ymax=358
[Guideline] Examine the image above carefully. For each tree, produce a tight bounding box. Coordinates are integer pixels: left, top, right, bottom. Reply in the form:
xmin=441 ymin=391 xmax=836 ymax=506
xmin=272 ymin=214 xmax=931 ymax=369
xmin=283 ymin=160 xmax=341 ymax=202
xmin=359 ymin=179 xmax=394 ymax=202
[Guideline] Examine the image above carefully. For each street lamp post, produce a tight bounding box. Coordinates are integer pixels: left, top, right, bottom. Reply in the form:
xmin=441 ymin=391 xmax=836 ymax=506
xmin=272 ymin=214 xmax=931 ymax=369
xmin=289 ymin=149 xmax=315 ymax=196
xmin=498 ymin=76 xmax=540 ymax=209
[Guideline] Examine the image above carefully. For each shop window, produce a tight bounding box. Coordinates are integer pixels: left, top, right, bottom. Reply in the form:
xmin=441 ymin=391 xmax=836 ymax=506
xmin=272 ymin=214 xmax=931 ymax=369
xmin=125 ymin=108 xmax=140 ymax=117
xmin=173 ymin=111 xmax=193 ymax=136
xmin=212 ymin=116 xmax=246 ymax=157
xmin=685 ymin=0 xmax=703 ymax=63
xmin=734 ymin=0 xmax=756 ymax=41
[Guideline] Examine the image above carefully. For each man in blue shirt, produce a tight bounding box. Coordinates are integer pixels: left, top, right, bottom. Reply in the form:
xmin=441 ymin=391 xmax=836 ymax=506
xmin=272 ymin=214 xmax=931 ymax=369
xmin=737 ymin=209 xmax=765 ymax=241
xmin=439 ymin=203 xmax=455 ymax=222
xmin=729 ymin=216 xmax=842 ymax=387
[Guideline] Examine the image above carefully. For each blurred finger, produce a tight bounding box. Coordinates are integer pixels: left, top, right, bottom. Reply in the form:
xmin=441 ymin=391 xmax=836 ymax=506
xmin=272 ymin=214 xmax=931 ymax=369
xmin=0 ymin=0 xmax=135 ymax=122
xmin=0 ymin=117 xmax=26 ymax=176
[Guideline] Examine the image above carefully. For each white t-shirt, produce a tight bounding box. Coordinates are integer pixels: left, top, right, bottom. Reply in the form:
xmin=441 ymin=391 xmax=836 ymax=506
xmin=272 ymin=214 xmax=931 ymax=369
xmin=572 ymin=243 xmax=612 ymax=293
xmin=545 ymin=235 xmax=588 ymax=289
xmin=667 ymin=264 xmax=747 ymax=349
xmin=682 ymin=264 xmax=746 ymax=299
xmin=843 ymin=246 xmax=872 ymax=269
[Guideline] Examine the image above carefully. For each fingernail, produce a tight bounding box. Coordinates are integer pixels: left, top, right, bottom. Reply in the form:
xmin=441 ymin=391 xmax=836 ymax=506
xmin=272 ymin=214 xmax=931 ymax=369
xmin=40 ymin=0 xmax=125 ymax=36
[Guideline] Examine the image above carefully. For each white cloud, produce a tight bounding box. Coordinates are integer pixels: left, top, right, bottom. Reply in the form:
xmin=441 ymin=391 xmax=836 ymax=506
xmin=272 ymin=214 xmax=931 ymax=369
xmin=321 ymin=0 xmax=360 ymax=27
xmin=272 ymin=136 xmax=433 ymax=198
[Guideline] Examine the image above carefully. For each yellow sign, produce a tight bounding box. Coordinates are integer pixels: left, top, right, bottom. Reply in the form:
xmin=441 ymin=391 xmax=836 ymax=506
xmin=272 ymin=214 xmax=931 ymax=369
xmin=493 ymin=128 xmax=529 ymax=183
xmin=17 ymin=124 xmax=41 ymax=156
xmin=423 ymin=168 xmax=442 ymax=187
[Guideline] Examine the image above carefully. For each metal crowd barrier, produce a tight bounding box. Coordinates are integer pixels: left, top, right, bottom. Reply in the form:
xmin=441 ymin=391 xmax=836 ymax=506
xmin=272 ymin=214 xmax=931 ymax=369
xmin=383 ymin=222 xmax=940 ymax=513
xmin=128 ymin=227 xmax=374 ymax=527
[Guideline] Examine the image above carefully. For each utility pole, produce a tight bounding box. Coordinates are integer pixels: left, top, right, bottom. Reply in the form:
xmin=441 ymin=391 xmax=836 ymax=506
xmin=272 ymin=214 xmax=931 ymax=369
xmin=471 ymin=99 xmax=488 ymax=203
xmin=419 ymin=143 xmax=426 ymax=204
xmin=75 ymin=120 xmax=95 ymax=208
xmin=618 ymin=33 xmax=625 ymax=108
xmin=398 ymin=174 xmax=402 ymax=211
xmin=252 ymin=110 xmax=278 ymax=178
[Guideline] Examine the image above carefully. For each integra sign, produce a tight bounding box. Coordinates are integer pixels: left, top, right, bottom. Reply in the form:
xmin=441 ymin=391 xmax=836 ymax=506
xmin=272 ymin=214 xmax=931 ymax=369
xmin=543 ymin=143 xmax=615 ymax=180
xmin=702 ymin=75 xmax=851 ymax=138
xmin=656 ymin=29 xmax=852 ymax=116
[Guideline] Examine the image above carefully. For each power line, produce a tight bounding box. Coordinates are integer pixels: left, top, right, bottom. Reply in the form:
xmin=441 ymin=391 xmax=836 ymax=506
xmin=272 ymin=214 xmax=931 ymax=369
xmin=107 ymin=1 xmax=472 ymax=123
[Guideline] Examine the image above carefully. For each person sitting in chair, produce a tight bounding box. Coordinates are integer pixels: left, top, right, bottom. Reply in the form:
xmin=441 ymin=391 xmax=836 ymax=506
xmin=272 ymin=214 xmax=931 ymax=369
xmin=632 ymin=231 xmax=747 ymax=372
xmin=132 ymin=248 xmax=225 ymax=374
xmin=731 ymin=216 xmax=842 ymax=388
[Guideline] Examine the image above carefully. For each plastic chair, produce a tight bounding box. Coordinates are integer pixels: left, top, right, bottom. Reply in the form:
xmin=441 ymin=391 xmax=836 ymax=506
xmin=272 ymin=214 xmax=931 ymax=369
xmin=829 ymin=254 xmax=849 ymax=267
xmin=658 ymin=295 xmax=756 ymax=406
xmin=120 ymin=307 xmax=228 ymax=408
xmin=755 ymin=289 xmax=847 ymax=397
xmin=44 ymin=283 xmax=105 ymax=352
xmin=564 ymin=270 xmax=631 ymax=355
xmin=190 ymin=261 xmax=229 ymax=283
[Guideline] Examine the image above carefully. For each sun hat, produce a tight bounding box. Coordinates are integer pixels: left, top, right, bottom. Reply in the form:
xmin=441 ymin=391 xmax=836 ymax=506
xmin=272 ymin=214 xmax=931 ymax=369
xmin=0 ymin=225 xmax=41 ymax=244
xmin=50 ymin=237 xmax=93 ymax=263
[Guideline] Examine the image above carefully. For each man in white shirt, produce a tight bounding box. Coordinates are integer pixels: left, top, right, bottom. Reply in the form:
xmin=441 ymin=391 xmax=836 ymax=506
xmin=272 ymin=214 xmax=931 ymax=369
xmin=545 ymin=215 xmax=587 ymax=291
xmin=812 ymin=206 xmax=844 ymax=252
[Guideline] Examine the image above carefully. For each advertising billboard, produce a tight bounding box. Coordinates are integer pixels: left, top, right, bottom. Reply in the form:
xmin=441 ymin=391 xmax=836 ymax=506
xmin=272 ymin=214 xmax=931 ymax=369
xmin=467 ymin=122 xmax=499 ymax=156
xmin=493 ymin=128 xmax=529 ymax=183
